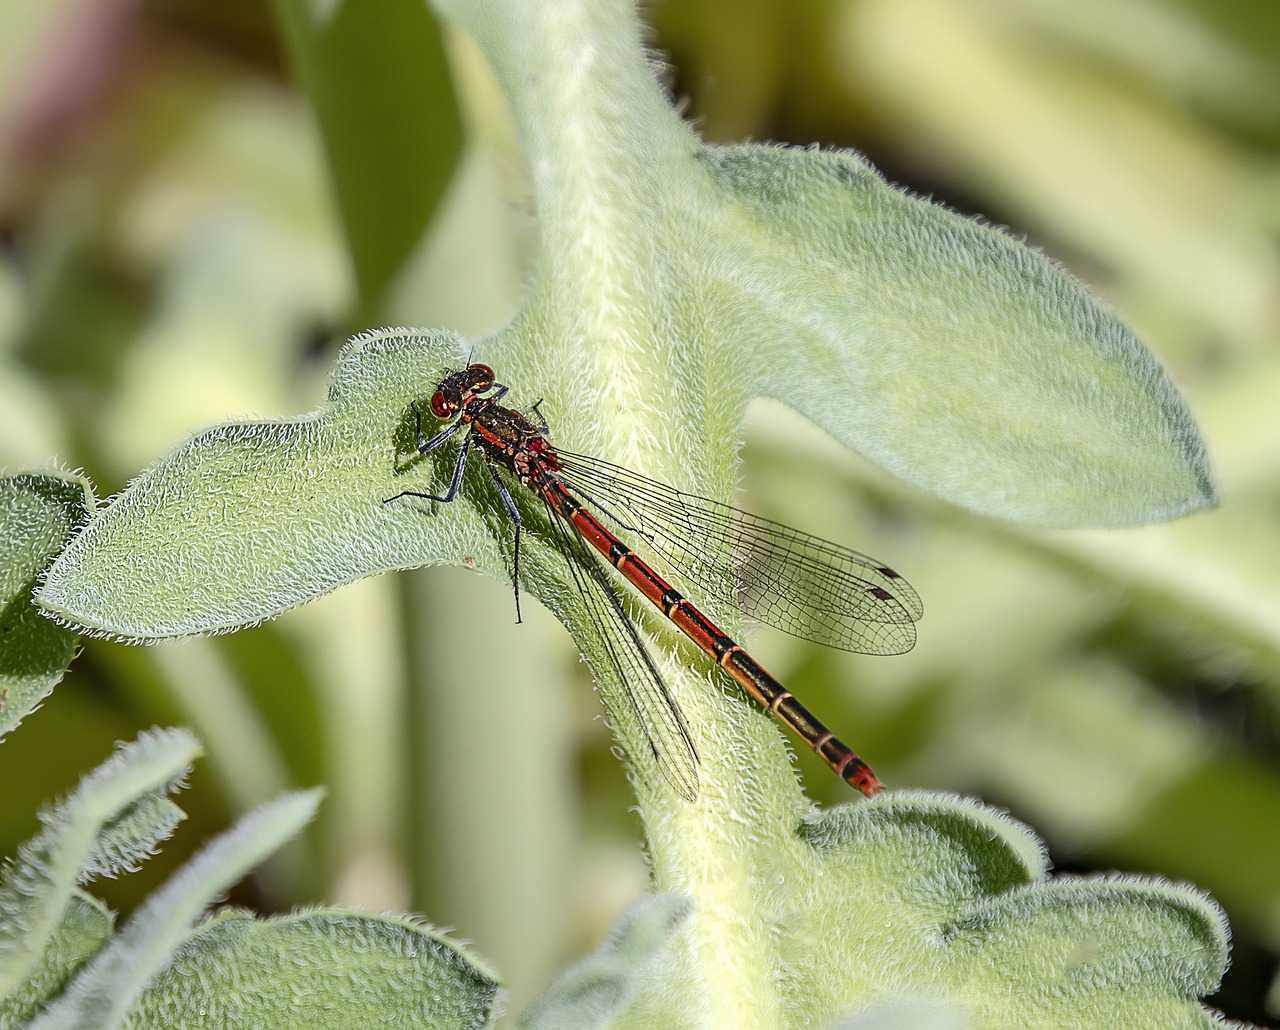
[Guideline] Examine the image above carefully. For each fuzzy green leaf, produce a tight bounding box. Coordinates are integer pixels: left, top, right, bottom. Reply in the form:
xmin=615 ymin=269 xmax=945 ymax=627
xmin=431 ymin=0 xmax=1214 ymax=531
xmin=518 ymin=894 xmax=690 ymax=1029
xmin=793 ymin=794 xmax=1229 ymax=1027
xmin=0 ymin=727 xmax=199 ymax=1002
xmin=526 ymin=794 xmax=1231 ymax=1029
xmin=82 ymin=791 xmax=186 ymax=882
xmin=24 ymin=0 xmax=1240 ymax=1023
xmin=0 ymin=472 xmax=92 ymax=740
xmin=684 ymin=144 xmax=1216 ymax=527
xmin=412 ymin=8 xmax=1225 ymax=971
xmin=30 ymin=789 xmax=324 ymax=1029
xmin=36 ymin=330 xmax=473 ymax=640
xmin=0 ymin=892 xmax=112 ymax=1027
xmin=942 ymin=877 xmax=1229 ymax=1019
xmin=125 ymin=908 xmax=499 ymax=1029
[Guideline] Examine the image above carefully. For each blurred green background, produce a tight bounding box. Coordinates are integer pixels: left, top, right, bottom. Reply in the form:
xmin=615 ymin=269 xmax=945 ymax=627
xmin=0 ymin=0 xmax=1277 ymax=1023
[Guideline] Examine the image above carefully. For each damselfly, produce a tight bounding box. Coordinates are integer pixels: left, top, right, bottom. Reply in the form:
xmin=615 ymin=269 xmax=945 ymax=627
xmin=387 ymin=364 xmax=922 ymax=800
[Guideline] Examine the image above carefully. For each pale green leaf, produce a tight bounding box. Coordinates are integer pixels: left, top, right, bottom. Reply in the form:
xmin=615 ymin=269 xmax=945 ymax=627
xmin=82 ymin=792 xmax=185 ymax=882
xmin=0 ymin=472 xmax=92 ymax=740
xmin=37 ymin=330 xmax=472 ymax=640
xmin=510 ymin=789 xmax=1237 ymax=1027
xmin=518 ymin=894 xmax=690 ymax=1030
xmin=434 ymin=0 xmax=1214 ymax=530
xmin=683 ymin=143 xmax=1215 ymax=527
xmin=0 ymin=892 xmax=112 ymax=1028
xmin=518 ymin=793 xmax=1232 ymax=1029
xmin=125 ymin=908 xmax=499 ymax=1030
xmin=943 ymin=876 xmax=1228 ymax=1003
xmin=0 ymin=727 xmax=199 ymax=1001
xmin=30 ymin=789 xmax=323 ymax=1029
xmin=833 ymin=997 xmax=970 ymax=1030
xmin=781 ymin=794 xmax=1226 ymax=1027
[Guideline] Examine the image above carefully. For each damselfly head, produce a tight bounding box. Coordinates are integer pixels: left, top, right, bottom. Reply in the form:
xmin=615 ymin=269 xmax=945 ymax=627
xmin=430 ymin=363 xmax=496 ymax=418
xmin=429 ymin=387 xmax=459 ymax=418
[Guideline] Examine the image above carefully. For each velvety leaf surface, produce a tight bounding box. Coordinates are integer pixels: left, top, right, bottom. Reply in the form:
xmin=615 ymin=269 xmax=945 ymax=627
xmin=126 ymin=909 xmax=499 ymax=1029
xmin=414 ymin=6 xmax=1231 ymax=1020
xmin=30 ymin=789 xmax=323 ymax=1029
xmin=439 ymin=0 xmax=1215 ymax=533
xmin=0 ymin=728 xmax=199 ymax=1010
xmin=524 ymin=794 xmax=1233 ymax=1029
xmin=0 ymin=472 xmax=92 ymax=739
xmin=792 ymin=795 xmax=1229 ymax=1028
xmin=682 ymin=144 xmax=1215 ymax=527
xmin=38 ymin=330 xmax=475 ymax=640
xmin=518 ymin=894 xmax=690 ymax=1029
xmin=0 ymin=892 xmax=112 ymax=1027
xmin=941 ymin=877 xmax=1229 ymax=1025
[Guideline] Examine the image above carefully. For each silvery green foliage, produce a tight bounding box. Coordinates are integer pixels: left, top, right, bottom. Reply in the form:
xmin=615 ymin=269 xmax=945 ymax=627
xmin=124 ymin=909 xmax=498 ymax=1029
xmin=519 ymin=894 xmax=691 ymax=1029
xmin=430 ymin=0 xmax=1215 ymax=531
xmin=29 ymin=790 xmax=323 ymax=1028
xmin=0 ymin=473 xmax=92 ymax=740
xmin=28 ymin=0 xmax=1230 ymax=1025
xmin=521 ymin=797 xmax=1233 ymax=1029
xmin=0 ymin=733 xmax=498 ymax=1029
xmin=0 ymin=729 xmax=198 ymax=1024
xmin=684 ymin=144 xmax=1214 ymax=527
xmin=391 ymin=21 xmax=1222 ymax=1026
xmin=0 ymin=894 xmax=112 ymax=1029
xmin=37 ymin=331 xmax=469 ymax=641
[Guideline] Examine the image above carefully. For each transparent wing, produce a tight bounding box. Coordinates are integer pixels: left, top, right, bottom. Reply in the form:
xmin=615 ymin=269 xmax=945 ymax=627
xmin=542 ymin=496 xmax=701 ymax=802
xmin=555 ymin=451 xmax=922 ymax=656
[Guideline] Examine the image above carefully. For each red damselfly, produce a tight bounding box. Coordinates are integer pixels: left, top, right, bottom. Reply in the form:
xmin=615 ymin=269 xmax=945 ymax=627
xmin=387 ymin=364 xmax=922 ymax=800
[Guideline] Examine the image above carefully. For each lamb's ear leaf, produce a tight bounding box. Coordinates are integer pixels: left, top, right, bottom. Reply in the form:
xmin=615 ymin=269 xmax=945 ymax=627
xmin=35 ymin=331 xmax=496 ymax=640
xmin=518 ymin=894 xmax=690 ymax=1029
xmin=28 ymin=789 xmax=324 ymax=1029
xmin=687 ymin=144 xmax=1215 ymax=528
xmin=0 ymin=471 xmax=93 ymax=739
xmin=517 ymin=797 xmax=1233 ymax=1028
xmin=770 ymin=794 xmax=1232 ymax=1028
xmin=0 ymin=891 xmax=113 ymax=1026
xmin=129 ymin=908 xmax=500 ymax=1029
xmin=0 ymin=727 xmax=200 ymax=1002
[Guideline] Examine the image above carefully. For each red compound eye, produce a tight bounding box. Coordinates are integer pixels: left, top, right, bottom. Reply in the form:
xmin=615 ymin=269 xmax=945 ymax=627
xmin=430 ymin=392 xmax=455 ymax=418
xmin=470 ymin=363 xmax=494 ymax=379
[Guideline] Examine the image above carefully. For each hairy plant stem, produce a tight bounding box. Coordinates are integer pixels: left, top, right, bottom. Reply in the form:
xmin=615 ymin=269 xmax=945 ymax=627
xmin=431 ymin=0 xmax=815 ymax=1023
